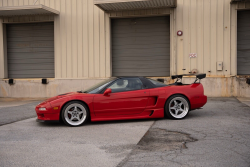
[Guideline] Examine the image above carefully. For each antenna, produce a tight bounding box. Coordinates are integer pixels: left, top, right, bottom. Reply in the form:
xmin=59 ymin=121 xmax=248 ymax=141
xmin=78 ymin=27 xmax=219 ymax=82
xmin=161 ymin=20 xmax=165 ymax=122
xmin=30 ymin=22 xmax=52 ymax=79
xmin=33 ymin=0 xmax=39 ymax=5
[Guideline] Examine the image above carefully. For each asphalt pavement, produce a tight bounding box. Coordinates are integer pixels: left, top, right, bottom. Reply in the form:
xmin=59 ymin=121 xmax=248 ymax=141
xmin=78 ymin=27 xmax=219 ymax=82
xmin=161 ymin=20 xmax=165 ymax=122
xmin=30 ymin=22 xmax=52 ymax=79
xmin=0 ymin=99 xmax=43 ymax=126
xmin=119 ymin=98 xmax=250 ymax=167
xmin=0 ymin=98 xmax=154 ymax=167
xmin=0 ymin=97 xmax=250 ymax=167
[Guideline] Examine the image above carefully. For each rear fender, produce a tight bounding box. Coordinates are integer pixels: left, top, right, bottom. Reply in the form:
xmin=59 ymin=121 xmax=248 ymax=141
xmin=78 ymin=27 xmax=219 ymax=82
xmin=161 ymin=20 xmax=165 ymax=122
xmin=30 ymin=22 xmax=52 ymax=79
xmin=164 ymin=83 xmax=205 ymax=110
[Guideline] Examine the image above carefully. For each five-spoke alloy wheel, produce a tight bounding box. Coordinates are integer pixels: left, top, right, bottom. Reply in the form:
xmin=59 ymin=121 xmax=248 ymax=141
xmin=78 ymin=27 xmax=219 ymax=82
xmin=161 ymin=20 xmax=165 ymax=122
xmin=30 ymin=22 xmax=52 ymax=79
xmin=61 ymin=101 xmax=89 ymax=126
xmin=165 ymin=95 xmax=190 ymax=119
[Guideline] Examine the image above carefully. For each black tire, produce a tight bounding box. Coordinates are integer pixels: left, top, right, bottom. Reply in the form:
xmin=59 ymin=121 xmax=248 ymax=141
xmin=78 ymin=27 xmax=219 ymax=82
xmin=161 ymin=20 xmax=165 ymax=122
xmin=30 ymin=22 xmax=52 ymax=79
xmin=61 ymin=101 xmax=89 ymax=127
xmin=165 ymin=95 xmax=190 ymax=119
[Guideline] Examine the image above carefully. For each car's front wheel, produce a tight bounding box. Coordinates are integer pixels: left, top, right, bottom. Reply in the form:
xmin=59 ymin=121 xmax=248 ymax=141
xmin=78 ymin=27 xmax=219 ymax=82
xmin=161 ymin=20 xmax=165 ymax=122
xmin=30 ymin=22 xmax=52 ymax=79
xmin=61 ymin=101 xmax=89 ymax=126
xmin=165 ymin=95 xmax=190 ymax=119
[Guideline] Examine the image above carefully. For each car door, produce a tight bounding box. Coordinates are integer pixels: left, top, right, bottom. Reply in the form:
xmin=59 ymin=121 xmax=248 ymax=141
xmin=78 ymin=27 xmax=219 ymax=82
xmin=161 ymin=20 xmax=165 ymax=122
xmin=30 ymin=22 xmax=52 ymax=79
xmin=93 ymin=78 xmax=149 ymax=117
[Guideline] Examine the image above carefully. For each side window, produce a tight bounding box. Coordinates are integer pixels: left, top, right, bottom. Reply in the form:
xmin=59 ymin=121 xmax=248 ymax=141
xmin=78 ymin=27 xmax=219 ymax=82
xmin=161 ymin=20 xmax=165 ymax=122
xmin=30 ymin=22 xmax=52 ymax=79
xmin=108 ymin=78 xmax=143 ymax=93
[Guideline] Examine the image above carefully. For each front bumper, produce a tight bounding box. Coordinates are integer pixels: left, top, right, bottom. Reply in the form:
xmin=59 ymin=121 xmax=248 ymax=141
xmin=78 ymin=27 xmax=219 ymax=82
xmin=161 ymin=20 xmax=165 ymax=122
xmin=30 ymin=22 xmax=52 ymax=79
xmin=36 ymin=119 xmax=45 ymax=122
xmin=36 ymin=112 xmax=60 ymax=121
xmin=36 ymin=118 xmax=59 ymax=123
xmin=35 ymin=102 xmax=60 ymax=121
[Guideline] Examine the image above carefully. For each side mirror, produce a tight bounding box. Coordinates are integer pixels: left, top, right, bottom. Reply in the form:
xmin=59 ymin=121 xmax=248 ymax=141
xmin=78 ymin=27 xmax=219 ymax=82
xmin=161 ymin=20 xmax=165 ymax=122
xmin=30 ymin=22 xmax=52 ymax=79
xmin=103 ymin=88 xmax=112 ymax=96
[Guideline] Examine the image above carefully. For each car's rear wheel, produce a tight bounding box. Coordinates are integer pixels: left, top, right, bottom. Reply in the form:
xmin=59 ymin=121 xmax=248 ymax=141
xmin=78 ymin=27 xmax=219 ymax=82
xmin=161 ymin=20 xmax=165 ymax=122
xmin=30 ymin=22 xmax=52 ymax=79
xmin=165 ymin=95 xmax=190 ymax=119
xmin=61 ymin=101 xmax=89 ymax=126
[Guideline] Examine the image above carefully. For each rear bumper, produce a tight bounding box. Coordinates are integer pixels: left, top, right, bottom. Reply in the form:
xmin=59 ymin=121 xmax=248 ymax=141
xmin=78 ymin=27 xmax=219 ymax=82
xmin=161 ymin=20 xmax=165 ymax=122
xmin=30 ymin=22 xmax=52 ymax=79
xmin=191 ymin=95 xmax=207 ymax=109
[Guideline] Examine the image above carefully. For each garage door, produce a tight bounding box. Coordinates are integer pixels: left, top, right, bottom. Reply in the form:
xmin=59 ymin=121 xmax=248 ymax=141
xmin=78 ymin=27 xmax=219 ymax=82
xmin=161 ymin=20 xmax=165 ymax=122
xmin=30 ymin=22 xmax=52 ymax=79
xmin=237 ymin=11 xmax=250 ymax=75
xmin=112 ymin=16 xmax=170 ymax=77
xmin=7 ymin=22 xmax=54 ymax=78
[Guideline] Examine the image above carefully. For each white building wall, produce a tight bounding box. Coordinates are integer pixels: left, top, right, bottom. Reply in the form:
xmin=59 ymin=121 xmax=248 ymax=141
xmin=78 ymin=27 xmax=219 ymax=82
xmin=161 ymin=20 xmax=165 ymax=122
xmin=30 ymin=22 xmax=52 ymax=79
xmin=0 ymin=0 xmax=250 ymax=97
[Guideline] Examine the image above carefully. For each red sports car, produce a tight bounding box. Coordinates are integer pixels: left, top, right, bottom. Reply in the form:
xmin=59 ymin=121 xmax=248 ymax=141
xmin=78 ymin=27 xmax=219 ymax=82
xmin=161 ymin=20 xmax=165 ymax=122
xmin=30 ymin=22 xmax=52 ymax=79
xmin=36 ymin=74 xmax=207 ymax=126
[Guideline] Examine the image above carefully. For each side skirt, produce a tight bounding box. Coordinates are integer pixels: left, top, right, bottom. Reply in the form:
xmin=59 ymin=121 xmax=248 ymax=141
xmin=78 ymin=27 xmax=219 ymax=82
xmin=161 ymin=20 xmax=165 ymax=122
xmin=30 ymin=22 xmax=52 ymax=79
xmin=91 ymin=108 xmax=164 ymax=122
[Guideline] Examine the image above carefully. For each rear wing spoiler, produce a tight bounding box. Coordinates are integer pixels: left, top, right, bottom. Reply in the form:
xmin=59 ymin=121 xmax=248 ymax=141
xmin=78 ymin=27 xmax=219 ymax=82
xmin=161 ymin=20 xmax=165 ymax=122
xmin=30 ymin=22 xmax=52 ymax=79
xmin=171 ymin=73 xmax=206 ymax=83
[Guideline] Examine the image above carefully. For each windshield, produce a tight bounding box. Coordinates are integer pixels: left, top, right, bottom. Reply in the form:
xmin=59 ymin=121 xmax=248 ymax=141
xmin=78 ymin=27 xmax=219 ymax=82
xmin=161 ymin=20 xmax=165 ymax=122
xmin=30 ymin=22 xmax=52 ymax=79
xmin=148 ymin=79 xmax=167 ymax=87
xmin=83 ymin=78 xmax=116 ymax=94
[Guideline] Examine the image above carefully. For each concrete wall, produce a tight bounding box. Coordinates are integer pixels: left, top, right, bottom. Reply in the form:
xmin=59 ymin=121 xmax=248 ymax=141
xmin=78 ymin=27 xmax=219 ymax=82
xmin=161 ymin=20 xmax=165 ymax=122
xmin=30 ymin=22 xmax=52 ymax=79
xmin=182 ymin=77 xmax=250 ymax=98
xmin=0 ymin=77 xmax=249 ymax=98
xmin=0 ymin=78 xmax=106 ymax=98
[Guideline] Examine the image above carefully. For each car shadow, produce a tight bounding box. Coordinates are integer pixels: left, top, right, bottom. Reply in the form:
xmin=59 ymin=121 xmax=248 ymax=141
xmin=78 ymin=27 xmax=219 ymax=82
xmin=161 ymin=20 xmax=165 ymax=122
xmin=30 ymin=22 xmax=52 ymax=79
xmin=186 ymin=110 xmax=205 ymax=118
xmin=36 ymin=118 xmax=165 ymax=127
xmin=36 ymin=112 xmax=209 ymax=127
xmin=85 ymin=118 xmax=162 ymax=126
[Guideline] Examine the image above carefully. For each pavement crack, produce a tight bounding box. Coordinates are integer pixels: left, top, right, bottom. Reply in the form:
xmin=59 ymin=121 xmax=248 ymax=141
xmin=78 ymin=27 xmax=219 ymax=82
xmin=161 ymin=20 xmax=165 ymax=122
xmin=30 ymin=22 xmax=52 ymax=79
xmin=117 ymin=127 xmax=197 ymax=167
xmin=116 ymin=120 xmax=156 ymax=167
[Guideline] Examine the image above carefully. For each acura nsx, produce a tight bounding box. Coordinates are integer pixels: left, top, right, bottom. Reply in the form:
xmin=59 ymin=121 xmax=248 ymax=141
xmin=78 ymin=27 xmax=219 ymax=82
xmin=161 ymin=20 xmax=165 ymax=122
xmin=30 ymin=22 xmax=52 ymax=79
xmin=36 ymin=74 xmax=207 ymax=126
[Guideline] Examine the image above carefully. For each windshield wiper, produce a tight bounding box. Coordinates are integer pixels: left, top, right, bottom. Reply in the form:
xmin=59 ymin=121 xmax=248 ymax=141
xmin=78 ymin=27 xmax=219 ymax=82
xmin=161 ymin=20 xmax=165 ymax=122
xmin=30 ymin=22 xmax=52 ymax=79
xmin=77 ymin=90 xmax=84 ymax=93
